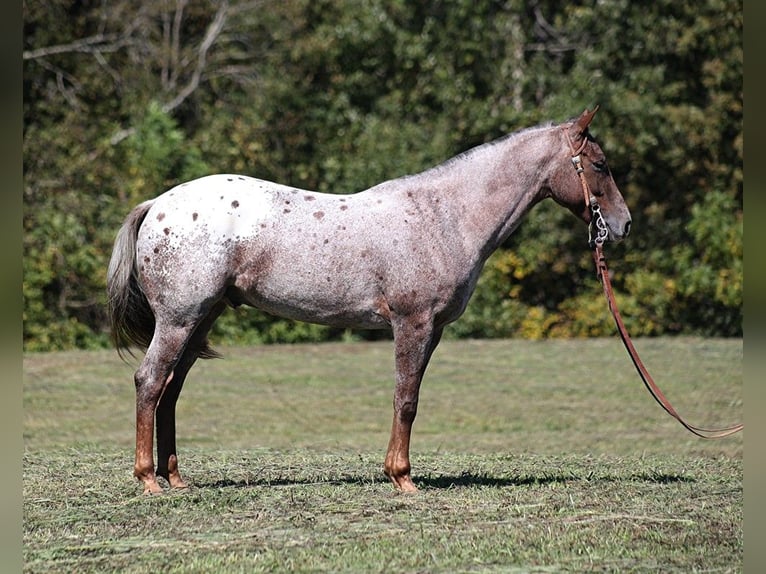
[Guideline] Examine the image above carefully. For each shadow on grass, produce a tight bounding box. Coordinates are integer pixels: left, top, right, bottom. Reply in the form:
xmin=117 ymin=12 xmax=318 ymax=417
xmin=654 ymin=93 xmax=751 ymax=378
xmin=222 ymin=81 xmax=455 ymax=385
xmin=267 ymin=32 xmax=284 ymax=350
xmin=417 ymin=471 xmax=694 ymax=489
xmin=200 ymin=470 xmax=693 ymax=490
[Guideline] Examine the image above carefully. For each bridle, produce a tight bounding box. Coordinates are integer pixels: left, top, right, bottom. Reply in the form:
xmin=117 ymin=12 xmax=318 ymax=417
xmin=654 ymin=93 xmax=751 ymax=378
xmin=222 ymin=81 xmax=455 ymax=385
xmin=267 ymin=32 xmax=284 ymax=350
xmin=564 ymin=128 xmax=743 ymax=439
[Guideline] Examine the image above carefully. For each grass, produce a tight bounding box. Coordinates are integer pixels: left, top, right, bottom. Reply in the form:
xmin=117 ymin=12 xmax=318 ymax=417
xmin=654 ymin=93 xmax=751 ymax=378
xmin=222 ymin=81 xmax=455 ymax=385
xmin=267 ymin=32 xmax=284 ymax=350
xmin=23 ymin=337 xmax=742 ymax=572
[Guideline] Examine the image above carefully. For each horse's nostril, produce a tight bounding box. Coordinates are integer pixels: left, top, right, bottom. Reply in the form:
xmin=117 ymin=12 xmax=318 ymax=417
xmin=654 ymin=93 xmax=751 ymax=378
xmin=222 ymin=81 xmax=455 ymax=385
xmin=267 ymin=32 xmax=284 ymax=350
xmin=624 ymin=221 xmax=632 ymax=237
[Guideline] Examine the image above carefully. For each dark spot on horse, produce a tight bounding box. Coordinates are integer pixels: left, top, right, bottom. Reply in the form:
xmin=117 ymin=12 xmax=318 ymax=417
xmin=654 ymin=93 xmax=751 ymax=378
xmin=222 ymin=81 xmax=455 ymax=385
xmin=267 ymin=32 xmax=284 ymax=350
xmin=192 ymin=213 xmax=198 ymax=221
xmin=163 ymin=228 xmax=170 ymax=235
xmin=157 ymin=212 xmax=165 ymax=221
xmin=407 ymin=191 xmax=413 ymax=197
xmin=231 ymin=200 xmax=240 ymax=208
xmin=284 ymin=208 xmax=292 ymax=214
xmin=144 ymin=256 xmax=150 ymax=263
xmin=340 ymin=205 xmax=348 ymax=211
xmin=360 ymin=249 xmax=369 ymax=258
xmin=153 ymin=247 xmax=159 ymax=254
xmin=261 ymin=223 xmax=267 ymax=228
xmin=285 ymin=200 xmax=291 ymax=205
xmin=304 ymin=195 xmax=316 ymax=201
xmin=238 ymin=176 xmax=245 ymax=180
xmin=220 ymin=196 xmax=224 ymax=200
xmin=324 ymin=238 xmax=329 ymax=244
xmin=313 ymin=211 xmax=325 ymax=220
xmin=227 ymin=177 xmax=233 ymax=181
xmin=339 ymin=198 xmax=346 ymax=202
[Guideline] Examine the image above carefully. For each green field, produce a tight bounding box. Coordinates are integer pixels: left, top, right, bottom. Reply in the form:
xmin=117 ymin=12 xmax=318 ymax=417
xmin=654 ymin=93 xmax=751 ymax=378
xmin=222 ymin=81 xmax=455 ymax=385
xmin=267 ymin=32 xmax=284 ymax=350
xmin=23 ymin=338 xmax=742 ymax=572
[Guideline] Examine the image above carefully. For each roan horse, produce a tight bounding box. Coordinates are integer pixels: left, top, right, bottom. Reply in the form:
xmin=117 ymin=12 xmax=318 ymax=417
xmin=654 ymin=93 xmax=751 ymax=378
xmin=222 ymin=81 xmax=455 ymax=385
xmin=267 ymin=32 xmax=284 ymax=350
xmin=107 ymin=107 xmax=631 ymax=494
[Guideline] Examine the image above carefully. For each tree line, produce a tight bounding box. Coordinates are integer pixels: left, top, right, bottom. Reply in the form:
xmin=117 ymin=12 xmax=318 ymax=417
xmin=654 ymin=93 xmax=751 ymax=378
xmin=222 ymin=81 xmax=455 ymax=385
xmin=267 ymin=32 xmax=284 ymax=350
xmin=23 ymin=0 xmax=742 ymax=351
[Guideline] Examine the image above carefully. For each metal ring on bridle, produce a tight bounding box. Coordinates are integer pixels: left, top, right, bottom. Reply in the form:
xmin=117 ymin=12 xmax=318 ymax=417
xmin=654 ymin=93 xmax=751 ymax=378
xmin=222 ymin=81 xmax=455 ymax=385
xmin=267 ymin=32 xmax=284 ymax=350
xmin=589 ymin=202 xmax=609 ymax=248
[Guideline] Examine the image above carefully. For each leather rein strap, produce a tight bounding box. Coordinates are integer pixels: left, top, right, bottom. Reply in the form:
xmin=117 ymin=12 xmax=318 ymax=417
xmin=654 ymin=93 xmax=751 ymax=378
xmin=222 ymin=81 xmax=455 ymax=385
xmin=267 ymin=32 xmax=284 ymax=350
xmin=564 ymin=128 xmax=743 ymax=439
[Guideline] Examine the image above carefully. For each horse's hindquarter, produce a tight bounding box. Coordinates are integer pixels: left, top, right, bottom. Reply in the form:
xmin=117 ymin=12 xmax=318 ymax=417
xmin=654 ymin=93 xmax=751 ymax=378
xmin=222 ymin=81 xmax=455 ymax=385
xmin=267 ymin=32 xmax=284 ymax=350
xmin=135 ymin=176 xmax=279 ymax=312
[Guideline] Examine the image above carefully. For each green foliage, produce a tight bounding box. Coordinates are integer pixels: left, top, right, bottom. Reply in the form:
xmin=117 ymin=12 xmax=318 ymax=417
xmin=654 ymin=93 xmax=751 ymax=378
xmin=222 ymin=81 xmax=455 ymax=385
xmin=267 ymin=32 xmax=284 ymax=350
xmin=120 ymin=101 xmax=210 ymax=203
xmin=23 ymin=0 xmax=742 ymax=350
xmin=211 ymin=307 xmax=336 ymax=346
xmin=671 ymin=191 xmax=743 ymax=335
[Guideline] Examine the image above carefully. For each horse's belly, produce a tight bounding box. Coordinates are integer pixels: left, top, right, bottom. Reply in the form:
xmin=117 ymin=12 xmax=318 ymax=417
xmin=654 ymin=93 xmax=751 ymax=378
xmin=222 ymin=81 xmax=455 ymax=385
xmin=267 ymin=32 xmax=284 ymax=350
xmin=231 ymin=284 xmax=390 ymax=329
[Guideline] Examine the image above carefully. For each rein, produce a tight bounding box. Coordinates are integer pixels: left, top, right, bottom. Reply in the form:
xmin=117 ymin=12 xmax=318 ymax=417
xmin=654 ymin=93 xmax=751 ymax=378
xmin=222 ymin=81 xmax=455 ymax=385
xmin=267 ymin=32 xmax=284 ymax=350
xmin=564 ymin=128 xmax=743 ymax=439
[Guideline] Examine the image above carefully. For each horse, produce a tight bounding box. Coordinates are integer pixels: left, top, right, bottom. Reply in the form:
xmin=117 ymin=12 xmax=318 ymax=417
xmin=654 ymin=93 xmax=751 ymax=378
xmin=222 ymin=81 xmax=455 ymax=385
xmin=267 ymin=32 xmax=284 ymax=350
xmin=107 ymin=107 xmax=631 ymax=494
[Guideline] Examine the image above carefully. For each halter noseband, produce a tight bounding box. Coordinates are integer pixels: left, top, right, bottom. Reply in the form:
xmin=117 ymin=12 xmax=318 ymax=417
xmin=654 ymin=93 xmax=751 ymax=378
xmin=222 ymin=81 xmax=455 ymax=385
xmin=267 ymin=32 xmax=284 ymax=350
xmin=563 ymin=127 xmax=609 ymax=248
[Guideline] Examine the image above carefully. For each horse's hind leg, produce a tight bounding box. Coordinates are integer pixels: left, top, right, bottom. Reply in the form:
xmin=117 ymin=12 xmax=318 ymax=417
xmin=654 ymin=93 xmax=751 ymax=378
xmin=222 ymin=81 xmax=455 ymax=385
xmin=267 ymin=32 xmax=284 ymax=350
xmin=383 ymin=314 xmax=443 ymax=492
xmin=155 ymin=301 xmax=227 ymax=489
xmin=133 ymin=321 xmax=194 ymax=494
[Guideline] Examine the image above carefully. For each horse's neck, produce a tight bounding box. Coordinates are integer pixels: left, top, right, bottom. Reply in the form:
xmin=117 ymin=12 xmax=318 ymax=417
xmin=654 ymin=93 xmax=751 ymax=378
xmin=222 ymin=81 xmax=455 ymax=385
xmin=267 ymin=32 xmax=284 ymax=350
xmin=418 ymin=127 xmax=558 ymax=261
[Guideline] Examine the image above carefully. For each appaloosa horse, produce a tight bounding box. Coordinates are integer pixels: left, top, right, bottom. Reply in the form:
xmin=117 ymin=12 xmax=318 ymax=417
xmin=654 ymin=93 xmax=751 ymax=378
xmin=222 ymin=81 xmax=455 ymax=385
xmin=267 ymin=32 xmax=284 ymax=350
xmin=107 ymin=107 xmax=631 ymax=494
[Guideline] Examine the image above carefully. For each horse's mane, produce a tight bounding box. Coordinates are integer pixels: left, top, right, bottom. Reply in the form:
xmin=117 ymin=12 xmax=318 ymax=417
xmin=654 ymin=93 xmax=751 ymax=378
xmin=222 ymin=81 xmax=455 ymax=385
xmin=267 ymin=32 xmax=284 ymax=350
xmin=365 ymin=120 xmax=560 ymax=193
xmin=415 ymin=121 xmax=557 ymax=179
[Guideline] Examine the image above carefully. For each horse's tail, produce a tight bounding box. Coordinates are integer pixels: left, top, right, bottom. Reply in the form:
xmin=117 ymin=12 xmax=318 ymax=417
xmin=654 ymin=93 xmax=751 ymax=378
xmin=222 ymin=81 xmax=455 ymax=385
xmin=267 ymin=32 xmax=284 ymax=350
xmin=106 ymin=200 xmax=156 ymax=360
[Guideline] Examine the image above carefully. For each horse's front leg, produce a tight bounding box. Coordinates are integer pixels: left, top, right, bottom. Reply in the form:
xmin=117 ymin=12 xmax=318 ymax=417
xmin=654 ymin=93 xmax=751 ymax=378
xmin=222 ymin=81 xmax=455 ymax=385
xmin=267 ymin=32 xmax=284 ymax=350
xmin=384 ymin=315 xmax=443 ymax=492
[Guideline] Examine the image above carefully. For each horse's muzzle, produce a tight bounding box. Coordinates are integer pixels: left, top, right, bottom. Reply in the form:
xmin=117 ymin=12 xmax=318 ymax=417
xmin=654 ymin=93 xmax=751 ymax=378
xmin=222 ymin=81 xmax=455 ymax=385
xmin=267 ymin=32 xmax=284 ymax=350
xmin=606 ymin=219 xmax=631 ymax=242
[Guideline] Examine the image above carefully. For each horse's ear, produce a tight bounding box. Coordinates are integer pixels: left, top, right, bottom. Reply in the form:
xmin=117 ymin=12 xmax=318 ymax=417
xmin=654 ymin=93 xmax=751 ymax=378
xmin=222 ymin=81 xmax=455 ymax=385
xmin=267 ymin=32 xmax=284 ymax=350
xmin=570 ymin=105 xmax=600 ymax=139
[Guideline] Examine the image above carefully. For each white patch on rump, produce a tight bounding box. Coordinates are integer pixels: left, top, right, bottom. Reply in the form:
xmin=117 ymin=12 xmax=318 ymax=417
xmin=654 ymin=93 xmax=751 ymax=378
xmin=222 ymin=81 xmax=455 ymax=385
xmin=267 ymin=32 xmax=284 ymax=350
xmin=142 ymin=174 xmax=282 ymax=247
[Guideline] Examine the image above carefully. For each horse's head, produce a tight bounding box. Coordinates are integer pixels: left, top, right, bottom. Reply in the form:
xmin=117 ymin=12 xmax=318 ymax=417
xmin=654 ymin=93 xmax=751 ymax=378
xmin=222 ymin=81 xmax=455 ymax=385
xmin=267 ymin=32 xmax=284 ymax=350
xmin=550 ymin=107 xmax=631 ymax=243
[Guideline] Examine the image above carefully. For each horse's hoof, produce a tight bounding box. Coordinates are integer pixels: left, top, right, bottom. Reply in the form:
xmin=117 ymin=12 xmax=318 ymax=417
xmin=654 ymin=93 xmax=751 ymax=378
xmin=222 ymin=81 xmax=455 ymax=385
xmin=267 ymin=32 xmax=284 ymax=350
xmin=392 ymin=475 xmax=419 ymax=493
xmin=141 ymin=481 xmax=164 ymax=495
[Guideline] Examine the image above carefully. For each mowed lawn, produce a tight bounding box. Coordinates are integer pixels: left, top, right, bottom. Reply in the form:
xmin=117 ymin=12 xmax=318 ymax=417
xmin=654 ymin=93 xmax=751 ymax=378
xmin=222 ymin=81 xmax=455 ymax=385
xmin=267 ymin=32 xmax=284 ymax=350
xmin=23 ymin=337 xmax=742 ymax=573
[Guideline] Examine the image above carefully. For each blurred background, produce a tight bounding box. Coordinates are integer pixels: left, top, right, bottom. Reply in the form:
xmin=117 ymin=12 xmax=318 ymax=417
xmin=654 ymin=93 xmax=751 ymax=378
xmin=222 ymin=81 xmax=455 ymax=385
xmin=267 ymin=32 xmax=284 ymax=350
xmin=22 ymin=0 xmax=742 ymax=351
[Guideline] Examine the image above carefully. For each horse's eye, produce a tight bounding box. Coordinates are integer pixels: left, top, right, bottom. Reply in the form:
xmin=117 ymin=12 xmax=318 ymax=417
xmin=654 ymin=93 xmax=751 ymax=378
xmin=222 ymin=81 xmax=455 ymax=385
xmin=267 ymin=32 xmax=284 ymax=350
xmin=592 ymin=160 xmax=608 ymax=173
